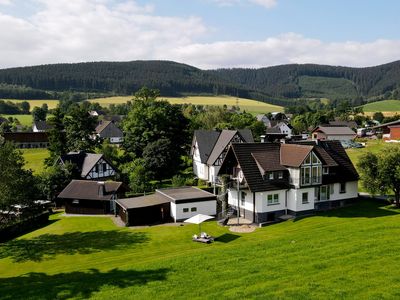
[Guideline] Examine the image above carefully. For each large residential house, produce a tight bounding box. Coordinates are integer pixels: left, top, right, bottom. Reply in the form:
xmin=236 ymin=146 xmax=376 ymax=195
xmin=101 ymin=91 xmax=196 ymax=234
xmin=218 ymin=140 xmax=359 ymax=223
xmin=95 ymin=120 xmax=124 ymax=144
xmin=191 ymin=129 xmax=254 ymax=185
xmin=311 ymin=125 xmax=356 ymax=141
xmin=58 ymin=151 xmax=117 ymax=180
xmin=3 ymin=132 xmax=49 ymax=148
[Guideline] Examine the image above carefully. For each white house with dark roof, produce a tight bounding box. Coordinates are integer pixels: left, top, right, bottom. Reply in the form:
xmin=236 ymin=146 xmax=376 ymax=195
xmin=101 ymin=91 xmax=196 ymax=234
xmin=191 ymin=129 xmax=254 ymax=185
xmin=95 ymin=120 xmax=124 ymax=144
xmin=57 ymin=151 xmax=117 ymax=180
xmin=33 ymin=120 xmax=52 ymax=132
xmin=312 ymin=125 xmax=356 ymax=141
xmin=218 ymin=140 xmax=359 ymax=223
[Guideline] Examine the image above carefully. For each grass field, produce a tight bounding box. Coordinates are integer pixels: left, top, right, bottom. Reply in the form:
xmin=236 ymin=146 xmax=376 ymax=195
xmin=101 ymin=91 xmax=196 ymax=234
xmin=21 ymin=148 xmax=49 ymax=174
xmin=1 ymin=199 xmax=400 ymax=299
xmin=90 ymin=95 xmax=284 ymax=114
xmin=2 ymin=114 xmax=33 ymax=126
xmin=5 ymin=99 xmax=59 ymax=110
xmin=362 ymin=99 xmax=400 ymax=117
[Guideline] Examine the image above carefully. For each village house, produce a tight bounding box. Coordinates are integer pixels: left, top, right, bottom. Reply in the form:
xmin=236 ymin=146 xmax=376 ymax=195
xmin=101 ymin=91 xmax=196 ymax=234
xmin=311 ymin=125 xmax=356 ymax=141
xmin=116 ymin=187 xmax=217 ymax=226
xmin=191 ymin=129 xmax=254 ymax=185
xmin=218 ymin=140 xmax=359 ymax=223
xmin=371 ymin=119 xmax=400 ymax=140
xmin=95 ymin=120 xmax=124 ymax=144
xmin=58 ymin=180 xmax=124 ymax=214
xmin=57 ymin=151 xmax=117 ymax=180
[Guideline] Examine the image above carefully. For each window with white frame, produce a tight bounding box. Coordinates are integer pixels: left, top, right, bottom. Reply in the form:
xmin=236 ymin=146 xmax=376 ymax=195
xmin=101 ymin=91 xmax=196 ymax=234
xmin=323 ymin=167 xmax=329 ymax=174
xmin=267 ymin=194 xmax=279 ymax=205
xmin=278 ymin=171 xmax=283 ymax=179
xmin=302 ymin=192 xmax=309 ymax=204
xmin=269 ymin=172 xmax=274 ymax=180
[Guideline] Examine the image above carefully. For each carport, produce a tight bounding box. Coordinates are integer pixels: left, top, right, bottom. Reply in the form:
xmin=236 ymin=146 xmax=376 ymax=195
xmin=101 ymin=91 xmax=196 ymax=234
xmin=116 ymin=194 xmax=171 ymax=226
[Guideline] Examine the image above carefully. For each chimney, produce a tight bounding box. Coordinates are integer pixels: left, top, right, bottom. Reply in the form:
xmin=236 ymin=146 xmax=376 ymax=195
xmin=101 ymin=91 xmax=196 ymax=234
xmin=98 ymin=182 xmax=105 ymax=196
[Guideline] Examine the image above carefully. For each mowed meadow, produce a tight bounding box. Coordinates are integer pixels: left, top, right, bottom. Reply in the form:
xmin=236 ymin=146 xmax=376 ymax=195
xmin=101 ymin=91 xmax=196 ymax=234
xmin=362 ymin=99 xmax=400 ymax=117
xmin=1 ymin=199 xmax=400 ymax=299
xmin=89 ymin=95 xmax=284 ymax=114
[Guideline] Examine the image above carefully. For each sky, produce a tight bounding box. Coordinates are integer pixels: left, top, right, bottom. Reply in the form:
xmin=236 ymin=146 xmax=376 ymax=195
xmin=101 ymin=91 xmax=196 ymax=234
xmin=0 ymin=0 xmax=400 ymax=69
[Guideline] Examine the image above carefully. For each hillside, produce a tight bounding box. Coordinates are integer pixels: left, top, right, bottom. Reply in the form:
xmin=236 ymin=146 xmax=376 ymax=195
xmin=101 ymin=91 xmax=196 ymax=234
xmin=1 ymin=60 xmax=400 ymax=106
xmin=362 ymin=99 xmax=400 ymax=112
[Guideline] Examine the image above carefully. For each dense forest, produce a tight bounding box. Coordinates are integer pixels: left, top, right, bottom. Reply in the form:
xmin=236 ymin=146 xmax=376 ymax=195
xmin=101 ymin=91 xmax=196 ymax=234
xmin=0 ymin=60 xmax=400 ymax=106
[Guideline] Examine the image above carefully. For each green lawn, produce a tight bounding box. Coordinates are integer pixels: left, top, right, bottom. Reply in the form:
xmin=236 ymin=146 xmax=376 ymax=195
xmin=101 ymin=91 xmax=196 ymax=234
xmin=2 ymin=114 xmax=33 ymax=126
xmin=90 ymin=95 xmax=284 ymax=114
xmin=2 ymin=200 xmax=400 ymax=299
xmin=22 ymin=148 xmax=49 ymax=174
xmin=362 ymin=99 xmax=400 ymax=112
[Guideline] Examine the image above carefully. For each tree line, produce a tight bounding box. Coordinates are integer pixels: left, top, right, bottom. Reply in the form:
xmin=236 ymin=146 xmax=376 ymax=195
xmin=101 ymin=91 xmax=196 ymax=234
xmin=2 ymin=60 xmax=400 ymax=106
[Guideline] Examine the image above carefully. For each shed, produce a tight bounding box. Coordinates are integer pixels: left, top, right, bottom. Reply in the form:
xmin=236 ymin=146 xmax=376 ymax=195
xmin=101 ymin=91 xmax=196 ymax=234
xmin=116 ymin=194 xmax=171 ymax=226
xmin=58 ymin=180 xmax=124 ymax=214
xmin=115 ymin=187 xmax=217 ymax=226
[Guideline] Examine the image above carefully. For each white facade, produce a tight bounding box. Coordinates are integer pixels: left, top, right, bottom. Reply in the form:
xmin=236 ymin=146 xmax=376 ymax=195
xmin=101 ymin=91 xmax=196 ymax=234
xmin=228 ymin=180 xmax=358 ymax=218
xmin=171 ymin=200 xmax=217 ymax=222
xmin=276 ymin=123 xmax=293 ymax=138
xmin=110 ymin=137 xmax=123 ymax=144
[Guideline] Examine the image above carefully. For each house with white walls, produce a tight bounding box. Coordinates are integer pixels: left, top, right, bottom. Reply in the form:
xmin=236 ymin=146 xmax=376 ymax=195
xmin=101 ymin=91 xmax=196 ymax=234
xmin=191 ymin=129 xmax=254 ymax=185
xmin=218 ymin=140 xmax=359 ymax=223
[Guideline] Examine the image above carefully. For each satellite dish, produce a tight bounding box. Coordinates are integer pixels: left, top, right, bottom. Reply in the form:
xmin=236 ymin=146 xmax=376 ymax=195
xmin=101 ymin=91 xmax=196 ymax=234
xmin=238 ymin=170 xmax=244 ymax=183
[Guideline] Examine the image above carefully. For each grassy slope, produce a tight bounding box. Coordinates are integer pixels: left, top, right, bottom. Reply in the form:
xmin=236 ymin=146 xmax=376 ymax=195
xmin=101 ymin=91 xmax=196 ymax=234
xmin=1 ymin=200 xmax=400 ymax=299
xmin=21 ymin=148 xmax=49 ymax=174
xmin=362 ymin=99 xmax=400 ymax=112
xmin=5 ymin=99 xmax=59 ymax=110
xmin=90 ymin=95 xmax=284 ymax=114
xmin=1 ymin=114 xmax=33 ymax=126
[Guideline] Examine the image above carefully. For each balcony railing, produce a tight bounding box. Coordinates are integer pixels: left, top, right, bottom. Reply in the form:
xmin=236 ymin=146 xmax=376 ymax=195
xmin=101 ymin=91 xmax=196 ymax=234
xmin=290 ymin=176 xmax=322 ymax=186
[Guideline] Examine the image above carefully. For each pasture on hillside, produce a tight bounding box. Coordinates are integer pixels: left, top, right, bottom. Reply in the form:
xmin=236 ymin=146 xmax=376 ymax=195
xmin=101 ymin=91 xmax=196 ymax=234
xmin=362 ymin=99 xmax=400 ymax=117
xmin=89 ymin=95 xmax=284 ymax=114
xmin=5 ymin=99 xmax=59 ymax=110
xmin=1 ymin=199 xmax=400 ymax=299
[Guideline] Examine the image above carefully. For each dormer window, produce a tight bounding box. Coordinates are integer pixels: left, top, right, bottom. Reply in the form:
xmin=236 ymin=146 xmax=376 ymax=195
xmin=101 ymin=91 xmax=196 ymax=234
xmin=323 ymin=167 xmax=329 ymax=174
xmin=278 ymin=171 xmax=283 ymax=179
xmin=268 ymin=172 xmax=274 ymax=180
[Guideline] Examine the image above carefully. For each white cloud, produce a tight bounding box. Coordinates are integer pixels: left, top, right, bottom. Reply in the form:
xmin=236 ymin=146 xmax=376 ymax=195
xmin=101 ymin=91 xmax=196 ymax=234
xmin=0 ymin=0 xmax=208 ymax=68
xmin=165 ymin=33 xmax=400 ymax=69
xmin=0 ymin=0 xmax=11 ymax=5
xmin=210 ymin=0 xmax=276 ymax=9
xmin=248 ymin=0 xmax=276 ymax=9
xmin=0 ymin=1 xmax=399 ymax=70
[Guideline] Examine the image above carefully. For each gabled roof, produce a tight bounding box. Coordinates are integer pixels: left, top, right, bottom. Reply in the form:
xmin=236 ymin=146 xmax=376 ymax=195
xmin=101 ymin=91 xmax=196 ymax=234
xmin=95 ymin=121 xmax=123 ymax=138
xmin=33 ymin=120 xmax=52 ymax=131
xmin=206 ymin=129 xmax=253 ymax=165
xmin=218 ymin=140 xmax=358 ymax=192
xmin=372 ymin=119 xmax=400 ymax=129
xmin=192 ymin=130 xmax=220 ymax=164
xmin=280 ymin=144 xmax=313 ymax=167
xmin=329 ymin=120 xmax=358 ymax=128
xmin=192 ymin=129 xmax=253 ymax=165
xmin=219 ymin=143 xmax=290 ymax=192
xmin=58 ymin=180 xmax=123 ymax=201
xmin=59 ymin=151 xmax=111 ymax=178
xmin=312 ymin=126 xmax=356 ymax=136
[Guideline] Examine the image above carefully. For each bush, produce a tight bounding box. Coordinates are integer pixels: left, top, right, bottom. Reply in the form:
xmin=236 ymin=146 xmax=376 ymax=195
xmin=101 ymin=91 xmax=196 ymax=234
xmin=172 ymin=175 xmax=186 ymax=187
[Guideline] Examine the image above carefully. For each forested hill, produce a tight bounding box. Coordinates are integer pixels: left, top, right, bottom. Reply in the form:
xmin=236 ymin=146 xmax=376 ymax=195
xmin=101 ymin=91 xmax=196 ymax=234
xmin=1 ymin=60 xmax=400 ymax=105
